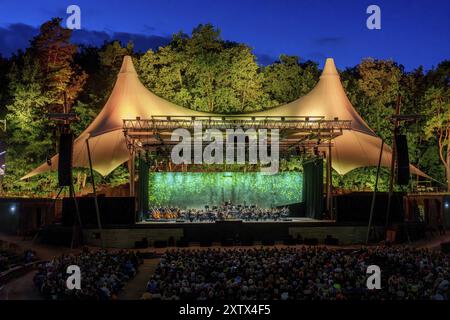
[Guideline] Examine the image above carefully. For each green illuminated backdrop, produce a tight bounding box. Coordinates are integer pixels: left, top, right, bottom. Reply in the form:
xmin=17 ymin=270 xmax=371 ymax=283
xmin=148 ymin=172 xmax=302 ymax=209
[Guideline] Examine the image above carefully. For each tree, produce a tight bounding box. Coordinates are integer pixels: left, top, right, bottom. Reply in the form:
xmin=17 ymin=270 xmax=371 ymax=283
xmin=355 ymin=59 xmax=403 ymax=142
xmin=262 ymin=55 xmax=319 ymax=105
xmin=138 ymin=24 xmax=270 ymax=114
xmin=2 ymin=19 xmax=88 ymax=194
xmin=0 ymin=55 xmax=11 ymax=114
xmin=31 ymin=18 xmax=87 ymax=111
xmin=4 ymin=53 xmax=55 ymax=194
xmin=73 ymin=41 xmax=133 ymax=135
xmin=422 ymin=86 xmax=450 ymax=189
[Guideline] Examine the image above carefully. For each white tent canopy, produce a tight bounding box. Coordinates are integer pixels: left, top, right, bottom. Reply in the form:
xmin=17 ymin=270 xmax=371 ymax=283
xmin=248 ymin=58 xmax=425 ymax=176
xmin=22 ymin=56 xmax=210 ymax=179
xmin=22 ymin=56 xmax=427 ymax=179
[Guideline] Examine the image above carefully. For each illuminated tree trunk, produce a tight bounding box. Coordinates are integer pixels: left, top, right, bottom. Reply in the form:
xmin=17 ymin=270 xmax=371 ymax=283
xmin=447 ymin=148 xmax=450 ymax=192
xmin=448 ymin=104 xmax=450 ymax=192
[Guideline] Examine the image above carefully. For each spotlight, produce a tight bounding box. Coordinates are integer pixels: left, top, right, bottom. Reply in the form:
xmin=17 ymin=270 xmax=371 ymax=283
xmin=10 ymin=205 xmax=16 ymax=214
xmin=445 ymin=202 xmax=449 ymax=209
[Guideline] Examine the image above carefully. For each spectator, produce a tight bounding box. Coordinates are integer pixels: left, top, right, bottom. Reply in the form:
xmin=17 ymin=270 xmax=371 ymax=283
xmin=34 ymin=249 xmax=142 ymax=300
xmin=145 ymin=247 xmax=450 ymax=300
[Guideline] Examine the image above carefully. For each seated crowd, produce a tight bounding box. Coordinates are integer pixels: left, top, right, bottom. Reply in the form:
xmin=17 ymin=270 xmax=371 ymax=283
xmin=0 ymin=249 xmax=36 ymax=273
xmin=148 ymin=203 xmax=290 ymax=222
xmin=144 ymin=246 xmax=450 ymax=300
xmin=34 ymin=248 xmax=142 ymax=300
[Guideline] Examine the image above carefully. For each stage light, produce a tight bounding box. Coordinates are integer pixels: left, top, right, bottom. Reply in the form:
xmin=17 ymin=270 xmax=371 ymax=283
xmin=10 ymin=205 xmax=16 ymax=214
xmin=445 ymin=202 xmax=449 ymax=209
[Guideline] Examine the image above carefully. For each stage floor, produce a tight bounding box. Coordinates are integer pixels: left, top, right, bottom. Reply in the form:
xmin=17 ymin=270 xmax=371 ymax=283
xmin=82 ymin=217 xmax=374 ymax=248
xmin=136 ymin=217 xmax=330 ymax=225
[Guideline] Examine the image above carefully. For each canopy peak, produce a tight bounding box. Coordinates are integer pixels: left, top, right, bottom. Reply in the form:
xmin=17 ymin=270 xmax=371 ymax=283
xmin=321 ymin=58 xmax=339 ymax=78
xmin=119 ymin=55 xmax=137 ymax=74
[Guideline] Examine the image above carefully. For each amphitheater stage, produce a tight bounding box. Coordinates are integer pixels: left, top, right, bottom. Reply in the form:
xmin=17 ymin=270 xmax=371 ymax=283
xmin=78 ymin=219 xmax=385 ymax=248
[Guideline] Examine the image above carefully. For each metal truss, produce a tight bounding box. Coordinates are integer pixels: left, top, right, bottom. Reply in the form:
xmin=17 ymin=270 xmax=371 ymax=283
xmin=123 ymin=115 xmax=351 ymax=157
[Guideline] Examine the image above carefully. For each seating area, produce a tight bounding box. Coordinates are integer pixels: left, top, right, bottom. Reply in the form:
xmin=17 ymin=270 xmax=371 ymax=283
xmin=33 ymin=248 xmax=143 ymax=300
xmin=0 ymin=240 xmax=38 ymax=288
xmin=0 ymin=250 xmax=33 ymax=273
xmin=143 ymin=246 xmax=450 ymax=300
xmin=1 ymin=239 xmax=36 ymax=269
xmin=135 ymin=235 xmax=329 ymax=249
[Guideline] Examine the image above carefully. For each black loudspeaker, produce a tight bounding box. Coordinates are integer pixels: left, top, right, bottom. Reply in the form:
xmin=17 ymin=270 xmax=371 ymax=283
xmin=395 ymin=134 xmax=410 ymax=185
xmin=58 ymin=133 xmax=73 ymax=187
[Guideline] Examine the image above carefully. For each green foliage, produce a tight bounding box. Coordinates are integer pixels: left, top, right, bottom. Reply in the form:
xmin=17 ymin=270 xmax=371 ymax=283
xmin=137 ymin=24 xmax=270 ymax=113
xmin=4 ymin=53 xmax=57 ymax=194
xmin=31 ymin=18 xmax=87 ymax=109
xmin=332 ymin=167 xmax=390 ymax=192
xmin=262 ymin=55 xmax=320 ymax=105
xmin=148 ymin=172 xmax=302 ymax=208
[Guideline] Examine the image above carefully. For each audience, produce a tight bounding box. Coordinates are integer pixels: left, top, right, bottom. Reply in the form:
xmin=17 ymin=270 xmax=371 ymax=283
xmin=145 ymin=246 xmax=450 ymax=300
xmin=34 ymin=248 xmax=142 ymax=300
xmin=0 ymin=249 xmax=36 ymax=272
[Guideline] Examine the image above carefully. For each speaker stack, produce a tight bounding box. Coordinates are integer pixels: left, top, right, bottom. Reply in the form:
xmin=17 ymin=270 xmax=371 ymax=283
xmin=395 ymin=134 xmax=410 ymax=185
xmin=58 ymin=132 xmax=74 ymax=187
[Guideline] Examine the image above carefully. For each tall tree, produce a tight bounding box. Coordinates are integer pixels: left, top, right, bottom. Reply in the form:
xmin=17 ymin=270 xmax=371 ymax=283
xmin=73 ymin=41 xmax=133 ymax=135
xmin=2 ymin=19 xmax=88 ymax=194
xmin=138 ymin=24 xmax=270 ymax=114
xmin=355 ymin=59 xmax=403 ymax=142
xmin=422 ymin=86 xmax=450 ymax=189
xmin=262 ymin=55 xmax=319 ymax=105
xmin=31 ymin=18 xmax=87 ymax=111
xmin=4 ymin=53 xmax=55 ymax=193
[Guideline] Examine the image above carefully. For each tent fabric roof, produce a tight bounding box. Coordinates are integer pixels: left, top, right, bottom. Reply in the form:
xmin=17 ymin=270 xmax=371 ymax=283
xmin=248 ymin=58 xmax=425 ymax=177
xmin=22 ymin=56 xmax=212 ymax=179
xmin=22 ymin=56 xmax=427 ymax=180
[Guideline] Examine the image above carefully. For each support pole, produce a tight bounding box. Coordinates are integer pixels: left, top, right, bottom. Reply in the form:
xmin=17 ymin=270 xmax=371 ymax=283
xmin=69 ymin=182 xmax=83 ymax=248
xmin=86 ymin=139 xmax=103 ymax=248
xmin=386 ymin=95 xmax=402 ymax=226
xmin=129 ymin=150 xmax=136 ymax=197
xmin=367 ymin=140 xmax=384 ymax=244
xmin=326 ymin=143 xmax=333 ymax=217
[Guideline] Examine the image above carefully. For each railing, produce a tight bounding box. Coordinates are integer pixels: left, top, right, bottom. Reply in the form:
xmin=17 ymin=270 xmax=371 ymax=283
xmin=123 ymin=115 xmax=351 ymax=132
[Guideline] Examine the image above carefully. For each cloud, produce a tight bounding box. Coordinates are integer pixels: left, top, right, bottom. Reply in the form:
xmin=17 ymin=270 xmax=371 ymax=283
xmin=0 ymin=23 xmax=171 ymax=56
xmin=0 ymin=23 xmax=39 ymax=56
xmin=314 ymin=37 xmax=345 ymax=46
